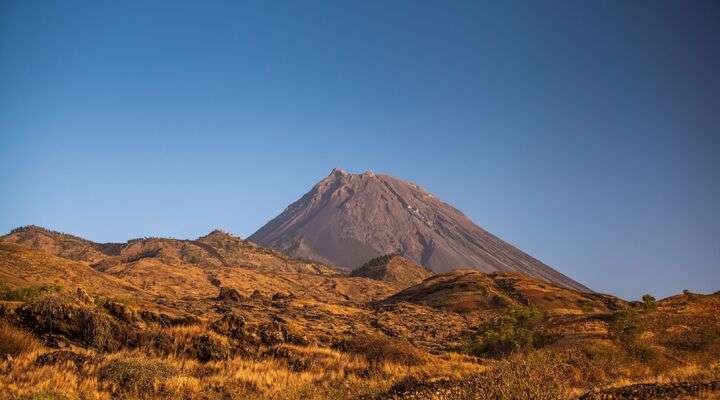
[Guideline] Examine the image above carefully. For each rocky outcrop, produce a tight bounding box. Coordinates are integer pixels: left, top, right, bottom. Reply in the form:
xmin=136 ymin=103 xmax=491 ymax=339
xmin=17 ymin=294 xmax=132 ymax=351
xmin=351 ymin=254 xmax=432 ymax=287
xmin=217 ymin=287 xmax=245 ymax=303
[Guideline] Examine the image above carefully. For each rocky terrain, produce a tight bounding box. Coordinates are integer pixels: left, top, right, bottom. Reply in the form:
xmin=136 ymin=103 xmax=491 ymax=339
xmin=1 ymin=225 xmax=719 ymax=399
xmin=350 ymin=254 xmax=433 ymax=287
xmin=249 ymin=169 xmax=590 ymax=292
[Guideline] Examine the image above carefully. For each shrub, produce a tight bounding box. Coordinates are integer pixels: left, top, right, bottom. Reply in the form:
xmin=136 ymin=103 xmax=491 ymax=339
xmin=337 ymin=334 xmax=426 ymax=366
xmin=464 ymin=307 xmax=556 ymax=358
xmin=496 ymin=278 xmax=514 ymax=292
xmin=609 ymin=309 xmax=640 ymax=343
xmin=609 ymin=309 xmax=658 ymax=363
xmin=0 ymin=324 xmax=41 ymax=357
xmin=641 ymin=294 xmax=657 ymax=310
xmin=495 ymin=278 xmax=529 ymax=305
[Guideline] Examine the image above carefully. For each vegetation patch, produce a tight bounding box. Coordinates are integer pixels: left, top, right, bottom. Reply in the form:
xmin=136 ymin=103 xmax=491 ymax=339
xmin=463 ymin=307 xmax=557 ymax=358
xmin=609 ymin=309 xmax=659 ymax=363
xmin=0 ymin=281 xmax=63 ymax=302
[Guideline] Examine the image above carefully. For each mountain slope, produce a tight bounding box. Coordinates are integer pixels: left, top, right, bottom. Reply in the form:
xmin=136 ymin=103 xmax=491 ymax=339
xmin=249 ymin=169 xmax=590 ymax=292
xmin=382 ymin=269 xmax=624 ymax=314
xmin=0 ymin=226 xmax=398 ymax=305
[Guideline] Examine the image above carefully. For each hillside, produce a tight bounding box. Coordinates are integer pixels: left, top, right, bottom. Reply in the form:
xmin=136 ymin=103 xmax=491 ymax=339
xmin=249 ymin=169 xmax=590 ymax=292
xmin=350 ymin=254 xmax=433 ymax=287
xmin=0 ymin=226 xmax=719 ymax=399
xmin=383 ymin=269 xmax=625 ymax=315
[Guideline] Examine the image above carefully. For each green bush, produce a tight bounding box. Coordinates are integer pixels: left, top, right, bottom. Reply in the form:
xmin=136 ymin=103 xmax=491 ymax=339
xmin=641 ymin=294 xmax=656 ymax=310
xmin=609 ymin=309 xmax=658 ymax=363
xmin=464 ymin=307 xmax=556 ymax=358
xmin=496 ymin=279 xmax=515 ymax=292
xmin=0 ymin=281 xmax=63 ymax=302
xmin=609 ymin=310 xmax=640 ymax=342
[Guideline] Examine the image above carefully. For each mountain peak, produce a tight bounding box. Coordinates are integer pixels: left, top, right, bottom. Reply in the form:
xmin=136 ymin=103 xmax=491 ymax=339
xmin=249 ymin=170 xmax=590 ymax=292
xmin=8 ymin=225 xmax=96 ymax=244
xmin=329 ymin=167 xmax=348 ymax=177
xmin=10 ymin=225 xmax=55 ymax=235
xmin=200 ymin=229 xmax=240 ymax=240
xmin=328 ymin=168 xmax=378 ymax=179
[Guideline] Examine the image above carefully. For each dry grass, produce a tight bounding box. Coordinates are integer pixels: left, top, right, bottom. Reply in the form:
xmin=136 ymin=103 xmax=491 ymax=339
xmin=0 ymin=345 xmax=484 ymax=400
xmin=99 ymin=356 xmax=179 ymax=399
xmin=2 ymin=231 xmax=720 ymax=399
xmin=470 ymin=352 xmax=573 ymax=400
xmin=139 ymin=325 xmax=231 ymax=361
xmin=0 ymin=323 xmax=41 ymax=357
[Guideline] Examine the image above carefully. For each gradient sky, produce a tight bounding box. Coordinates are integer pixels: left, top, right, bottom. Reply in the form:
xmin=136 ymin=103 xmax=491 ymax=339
xmin=1 ymin=1 xmax=718 ymax=300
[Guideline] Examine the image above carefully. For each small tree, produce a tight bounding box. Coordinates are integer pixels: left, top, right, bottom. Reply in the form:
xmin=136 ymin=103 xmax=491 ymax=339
xmin=609 ymin=309 xmax=657 ymax=362
xmin=465 ymin=307 xmax=556 ymax=358
xmin=641 ymin=294 xmax=656 ymax=310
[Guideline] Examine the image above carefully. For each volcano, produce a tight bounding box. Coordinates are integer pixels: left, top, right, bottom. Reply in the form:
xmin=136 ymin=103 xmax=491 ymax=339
xmin=249 ymin=168 xmax=589 ymax=292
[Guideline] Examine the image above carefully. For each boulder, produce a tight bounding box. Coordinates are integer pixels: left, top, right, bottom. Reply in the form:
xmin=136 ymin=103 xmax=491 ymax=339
xmin=217 ymin=287 xmax=245 ymax=303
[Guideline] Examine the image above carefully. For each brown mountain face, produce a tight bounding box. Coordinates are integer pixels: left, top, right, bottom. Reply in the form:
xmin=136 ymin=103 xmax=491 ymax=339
xmin=249 ymin=169 xmax=590 ymax=292
xmin=350 ymin=254 xmax=433 ymax=287
xmin=382 ymin=269 xmax=625 ymax=314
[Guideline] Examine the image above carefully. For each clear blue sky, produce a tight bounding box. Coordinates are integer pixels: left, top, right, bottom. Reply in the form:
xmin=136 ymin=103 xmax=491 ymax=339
xmin=1 ymin=1 xmax=718 ymax=299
